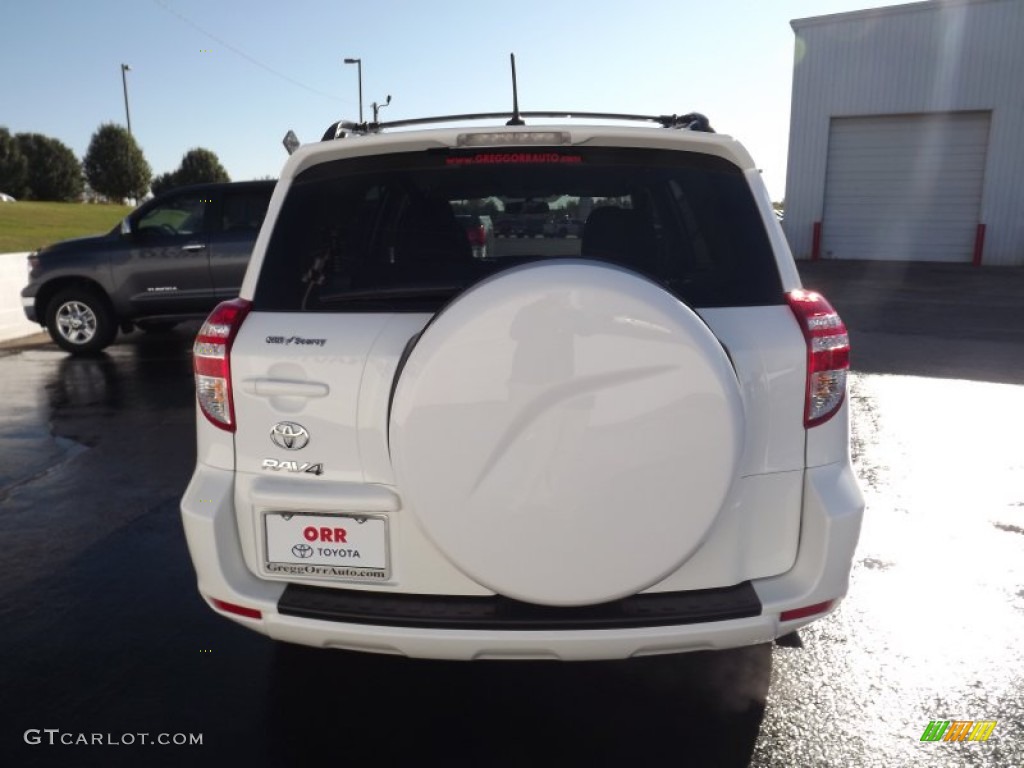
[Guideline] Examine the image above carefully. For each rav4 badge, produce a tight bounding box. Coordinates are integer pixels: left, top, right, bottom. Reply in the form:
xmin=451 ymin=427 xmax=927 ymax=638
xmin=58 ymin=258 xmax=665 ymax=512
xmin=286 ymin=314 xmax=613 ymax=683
xmin=261 ymin=458 xmax=324 ymax=476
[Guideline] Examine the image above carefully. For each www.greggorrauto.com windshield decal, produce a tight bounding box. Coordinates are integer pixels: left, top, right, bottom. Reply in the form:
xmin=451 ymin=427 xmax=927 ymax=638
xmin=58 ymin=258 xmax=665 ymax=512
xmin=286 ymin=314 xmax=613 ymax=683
xmin=446 ymin=152 xmax=582 ymax=166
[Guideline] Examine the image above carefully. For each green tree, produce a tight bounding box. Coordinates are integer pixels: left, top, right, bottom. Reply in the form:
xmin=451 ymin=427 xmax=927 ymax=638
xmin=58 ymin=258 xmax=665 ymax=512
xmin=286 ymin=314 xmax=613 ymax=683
xmin=150 ymin=171 xmax=177 ymax=197
xmin=83 ymin=123 xmax=151 ymax=200
xmin=173 ymin=147 xmax=230 ymax=187
xmin=14 ymin=133 xmax=84 ymax=201
xmin=149 ymin=148 xmax=230 ymax=196
xmin=0 ymin=127 xmax=29 ymax=198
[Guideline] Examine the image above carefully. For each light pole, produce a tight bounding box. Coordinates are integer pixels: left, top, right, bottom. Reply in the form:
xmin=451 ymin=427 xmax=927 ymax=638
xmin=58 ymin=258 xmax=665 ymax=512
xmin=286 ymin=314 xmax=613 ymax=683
xmin=120 ymin=64 xmax=132 ymax=135
xmin=372 ymin=95 xmax=391 ymax=123
xmin=344 ymin=57 xmax=363 ymax=123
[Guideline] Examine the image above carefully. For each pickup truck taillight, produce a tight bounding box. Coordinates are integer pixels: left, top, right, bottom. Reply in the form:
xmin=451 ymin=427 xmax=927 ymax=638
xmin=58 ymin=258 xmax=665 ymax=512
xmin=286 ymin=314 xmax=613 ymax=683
xmin=193 ymin=298 xmax=251 ymax=431
xmin=466 ymin=224 xmax=486 ymax=246
xmin=786 ymin=290 xmax=850 ymax=428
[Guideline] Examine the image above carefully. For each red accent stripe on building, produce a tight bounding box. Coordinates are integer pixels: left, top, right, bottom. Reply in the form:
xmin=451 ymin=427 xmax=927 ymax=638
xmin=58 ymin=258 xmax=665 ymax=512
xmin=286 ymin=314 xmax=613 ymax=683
xmin=972 ymin=223 xmax=986 ymax=267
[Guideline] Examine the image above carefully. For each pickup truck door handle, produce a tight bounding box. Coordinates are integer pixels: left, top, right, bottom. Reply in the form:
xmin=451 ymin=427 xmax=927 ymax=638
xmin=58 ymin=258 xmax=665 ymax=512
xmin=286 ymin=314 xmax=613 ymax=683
xmin=181 ymin=243 xmax=207 ymax=252
xmin=241 ymin=378 xmax=330 ymax=398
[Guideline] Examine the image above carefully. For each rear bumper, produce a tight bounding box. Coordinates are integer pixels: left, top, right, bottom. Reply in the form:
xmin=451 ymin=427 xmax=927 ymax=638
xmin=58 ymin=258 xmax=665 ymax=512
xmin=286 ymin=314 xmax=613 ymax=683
xmin=180 ymin=460 xmax=863 ymax=661
xmin=277 ymin=581 xmax=762 ymax=630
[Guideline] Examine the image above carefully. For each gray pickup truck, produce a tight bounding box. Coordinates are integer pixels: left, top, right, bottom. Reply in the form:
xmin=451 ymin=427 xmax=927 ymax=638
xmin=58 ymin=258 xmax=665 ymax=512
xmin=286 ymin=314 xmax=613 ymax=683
xmin=20 ymin=180 xmax=275 ymax=354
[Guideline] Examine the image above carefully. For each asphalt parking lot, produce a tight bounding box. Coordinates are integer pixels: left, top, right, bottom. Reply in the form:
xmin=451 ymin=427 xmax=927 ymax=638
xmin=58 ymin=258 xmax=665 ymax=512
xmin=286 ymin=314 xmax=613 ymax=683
xmin=0 ymin=259 xmax=1022 ymax=767
xmin=798 ymin=259 xmax=1024 ymax=384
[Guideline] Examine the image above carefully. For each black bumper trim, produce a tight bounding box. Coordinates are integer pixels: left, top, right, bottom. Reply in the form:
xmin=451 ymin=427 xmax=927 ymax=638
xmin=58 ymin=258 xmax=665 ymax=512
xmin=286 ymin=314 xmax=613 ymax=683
xmin=277 ymin=582 xmax=761 ymax=631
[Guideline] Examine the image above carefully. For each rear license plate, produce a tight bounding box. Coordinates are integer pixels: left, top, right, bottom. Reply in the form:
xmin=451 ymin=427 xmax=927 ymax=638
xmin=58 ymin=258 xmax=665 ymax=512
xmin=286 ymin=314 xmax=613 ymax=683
xmin=264 ymin=512 xmax=388 ymax=581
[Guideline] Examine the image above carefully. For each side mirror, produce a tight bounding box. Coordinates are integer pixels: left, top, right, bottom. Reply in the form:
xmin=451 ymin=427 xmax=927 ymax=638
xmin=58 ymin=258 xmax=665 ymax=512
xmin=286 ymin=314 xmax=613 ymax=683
xmin=120 ymin=217 xmax=132 ymax=236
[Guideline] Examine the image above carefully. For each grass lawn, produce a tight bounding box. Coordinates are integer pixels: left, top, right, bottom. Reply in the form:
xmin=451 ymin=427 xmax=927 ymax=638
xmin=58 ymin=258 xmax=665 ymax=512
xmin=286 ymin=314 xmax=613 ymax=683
xmin=0 ymin=201 xmax=134 ymax=253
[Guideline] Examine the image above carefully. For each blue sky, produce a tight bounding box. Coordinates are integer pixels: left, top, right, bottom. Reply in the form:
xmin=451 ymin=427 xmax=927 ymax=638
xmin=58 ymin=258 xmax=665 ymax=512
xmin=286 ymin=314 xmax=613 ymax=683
xmin=2 ymin=0 xmax=910 ymax=201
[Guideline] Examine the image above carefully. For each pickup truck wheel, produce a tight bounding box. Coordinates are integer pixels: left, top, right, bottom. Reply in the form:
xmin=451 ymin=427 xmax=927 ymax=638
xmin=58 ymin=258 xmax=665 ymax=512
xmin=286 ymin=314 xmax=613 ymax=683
xmin=390 ymin=260 xmax=745 ymax=606
xmin=45 ymin=288 xmax=117 ymax=354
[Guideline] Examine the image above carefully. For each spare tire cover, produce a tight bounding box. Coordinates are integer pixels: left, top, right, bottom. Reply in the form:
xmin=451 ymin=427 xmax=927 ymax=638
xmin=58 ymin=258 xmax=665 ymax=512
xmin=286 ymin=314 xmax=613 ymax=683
xmin=390 ymin=260 xmax=744 ymax=606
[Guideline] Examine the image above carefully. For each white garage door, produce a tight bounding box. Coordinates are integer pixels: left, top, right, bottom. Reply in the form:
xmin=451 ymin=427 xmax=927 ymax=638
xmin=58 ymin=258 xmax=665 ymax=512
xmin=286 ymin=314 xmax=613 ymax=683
xmin=821 ymin=112 xmax=990 ymax=262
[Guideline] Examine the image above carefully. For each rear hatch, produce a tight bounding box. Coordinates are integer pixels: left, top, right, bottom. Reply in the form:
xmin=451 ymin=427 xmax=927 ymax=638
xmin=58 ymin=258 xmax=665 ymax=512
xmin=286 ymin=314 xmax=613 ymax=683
xmin=228 ymin=136 xmax=808 ymax=601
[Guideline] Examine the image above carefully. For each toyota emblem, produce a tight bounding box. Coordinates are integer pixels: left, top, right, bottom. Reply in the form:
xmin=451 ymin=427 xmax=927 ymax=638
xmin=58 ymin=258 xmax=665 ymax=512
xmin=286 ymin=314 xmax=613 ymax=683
xmin=270 ymin=422 xmax=310 ymax=450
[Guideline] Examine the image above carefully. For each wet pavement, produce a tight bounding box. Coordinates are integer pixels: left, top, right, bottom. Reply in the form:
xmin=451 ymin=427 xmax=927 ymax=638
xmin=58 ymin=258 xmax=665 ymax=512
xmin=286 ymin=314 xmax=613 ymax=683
xmin=1 ymin=263 xmax=1023 ymax=767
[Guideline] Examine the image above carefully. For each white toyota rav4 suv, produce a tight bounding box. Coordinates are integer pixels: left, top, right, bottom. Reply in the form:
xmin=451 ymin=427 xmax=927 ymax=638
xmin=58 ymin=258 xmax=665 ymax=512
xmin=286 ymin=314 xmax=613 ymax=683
xmin=180 ymin=110 xmax=864 ymax=661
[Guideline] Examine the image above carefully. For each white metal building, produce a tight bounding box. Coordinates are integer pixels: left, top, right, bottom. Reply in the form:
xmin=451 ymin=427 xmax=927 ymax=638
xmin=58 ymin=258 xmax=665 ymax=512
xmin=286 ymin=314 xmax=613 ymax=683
xmin=783 ymin=0 xmax=1024 ymax=265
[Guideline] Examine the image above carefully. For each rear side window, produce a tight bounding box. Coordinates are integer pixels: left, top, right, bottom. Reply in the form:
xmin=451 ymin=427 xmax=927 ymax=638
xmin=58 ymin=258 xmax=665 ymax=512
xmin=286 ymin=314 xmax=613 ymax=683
xmin=254 ymin=147 xmax=781 ymax=312
xmin=220 ymin=188 xmax=272 ymax=234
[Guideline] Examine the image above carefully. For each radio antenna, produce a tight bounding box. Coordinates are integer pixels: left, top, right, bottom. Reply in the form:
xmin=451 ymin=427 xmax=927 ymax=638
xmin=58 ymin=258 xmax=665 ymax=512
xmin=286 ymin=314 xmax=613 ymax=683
xmin=506 ymin=53 xmax=525 ymax=126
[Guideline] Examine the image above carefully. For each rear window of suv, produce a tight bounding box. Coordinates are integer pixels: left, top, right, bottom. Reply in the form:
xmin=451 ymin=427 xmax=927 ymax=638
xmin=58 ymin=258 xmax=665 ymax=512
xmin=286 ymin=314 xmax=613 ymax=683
xmin=254 ymin=146 xmax=781 ymax=312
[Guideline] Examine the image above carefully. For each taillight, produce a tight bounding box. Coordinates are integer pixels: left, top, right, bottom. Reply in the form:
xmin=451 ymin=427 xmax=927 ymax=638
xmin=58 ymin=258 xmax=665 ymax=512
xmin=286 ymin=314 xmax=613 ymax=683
xmin=193 ymin=298 xmax=251 ymax=431
xmin=467 ymin=225 xmax=486 ymax=246
xmin=786 ymin=290 xmax=850 ymax=428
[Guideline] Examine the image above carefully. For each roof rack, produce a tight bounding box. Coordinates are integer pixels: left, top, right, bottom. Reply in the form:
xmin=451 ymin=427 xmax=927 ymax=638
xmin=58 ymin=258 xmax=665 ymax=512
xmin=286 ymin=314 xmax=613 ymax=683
xmin=320 ymin=111 xmax=714 ymax=141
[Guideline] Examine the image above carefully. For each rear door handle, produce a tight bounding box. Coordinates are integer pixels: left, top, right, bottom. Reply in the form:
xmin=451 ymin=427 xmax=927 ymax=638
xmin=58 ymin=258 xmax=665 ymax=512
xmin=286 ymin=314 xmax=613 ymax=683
xmin=182 ymin=243 xmax=207 ymax=252
xmin=241 ymin=378 xmax=330 ymax=398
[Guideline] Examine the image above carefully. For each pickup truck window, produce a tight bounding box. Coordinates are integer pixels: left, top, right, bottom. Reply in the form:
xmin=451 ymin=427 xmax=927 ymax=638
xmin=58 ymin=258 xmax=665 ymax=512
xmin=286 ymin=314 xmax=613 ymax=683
xmin=221 ymin=190 xmax=271 ymax=234
xmin=137 ymin=193 xmax=207 ymax=236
